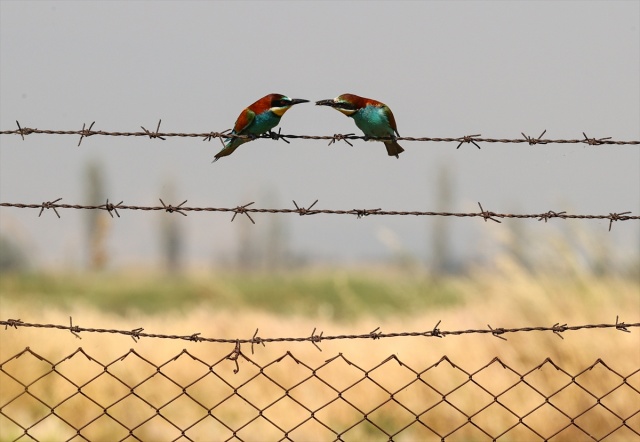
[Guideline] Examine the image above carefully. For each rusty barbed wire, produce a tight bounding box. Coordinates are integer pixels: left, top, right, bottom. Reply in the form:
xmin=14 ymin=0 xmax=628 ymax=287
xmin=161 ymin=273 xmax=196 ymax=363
xmin=2 ymin=317 xmax=637 ymax=351
xmin=2 ymin=121 xmax=639 ymax=147
xmin=0 ymin=199 xmax=637 ymax=230
xmin=1 ymin=347 xmax=638 ymax=441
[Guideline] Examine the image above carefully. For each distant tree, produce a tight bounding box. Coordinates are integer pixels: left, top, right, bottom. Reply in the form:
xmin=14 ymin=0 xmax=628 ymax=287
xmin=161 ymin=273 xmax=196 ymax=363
xmin=236 ymin=213 xmax=258 ymax=271
xmin=431 ymin=162 xmax=454 ymax=275
xmin=0 ymin=234 xmax=28 ymax=272
xmin=234 ymin=190 xmax=292 ymax=273
xmin=159 ymin=179 xmax=184 ymax=274
xmin=84 ymin=160 xmax=109 ymax=270
xmin=504 ymin=215 xmax=532 ymax=272
xmin=262 ymin=190 xmax=290 ymax=272
xmin=236 ymin=217 xmax=258 ymax=271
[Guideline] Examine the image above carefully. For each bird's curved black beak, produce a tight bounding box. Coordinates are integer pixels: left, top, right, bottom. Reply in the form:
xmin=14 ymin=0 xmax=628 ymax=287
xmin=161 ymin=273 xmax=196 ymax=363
xmin=315 ymin=99 xmax=336 ymax=107
xmin=290 ymin=98 xmax=310 ymax=105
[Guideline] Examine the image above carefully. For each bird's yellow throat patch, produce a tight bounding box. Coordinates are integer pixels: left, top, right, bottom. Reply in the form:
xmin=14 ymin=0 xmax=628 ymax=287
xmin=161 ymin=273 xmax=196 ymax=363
xmin=271 ymin=106 xmax=290 ymax=117
xmin=335 ymin=107 xmax=356 ymax=116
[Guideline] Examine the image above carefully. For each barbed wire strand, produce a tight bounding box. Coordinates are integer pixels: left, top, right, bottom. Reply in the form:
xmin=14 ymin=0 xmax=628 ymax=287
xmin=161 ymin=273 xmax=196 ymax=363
xmin=1 ymin=199 xmax=636 ymax=230
xmin=2 ymin=317 xmax=636 ymax=353
xmin=2 ymin=121 xmax=639 ymax=147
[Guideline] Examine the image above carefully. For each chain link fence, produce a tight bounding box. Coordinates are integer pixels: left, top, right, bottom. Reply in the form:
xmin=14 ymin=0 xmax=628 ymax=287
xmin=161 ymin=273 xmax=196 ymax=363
xmin=1 ymin=346 xmax=638 ymax=441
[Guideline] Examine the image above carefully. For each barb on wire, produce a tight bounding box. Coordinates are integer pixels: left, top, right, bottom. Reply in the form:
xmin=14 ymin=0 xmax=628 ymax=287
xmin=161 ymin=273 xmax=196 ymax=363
xmin=202 ymin=128 xmax=231 ymax=146
xmin=102 ymin=199 xmax=123 ymax=218
xmin=2 ymin=125 xmax=639 ymax=146
xmin=487 ymin=324 xmax=508 ymax=341
xmin=16 ymin=121 xmax=27 ymax=140
xmin=432 ymin=320 xmax=443 ymax=338
xmin=251 ymin=328 xmax=265 ymax=354
xmin=310 ymin=327 xmax=323 ymax=352
xmin=477 ymin=202 xmax=501 ymax=223
xmin=159 ymin=198 xmax=188 ymax=216
xmin=2 ymin=317 xmax=637 ymax=348
xmin=4 ymin=319 xmax=22 ymax=330
xmin=38 ymin=198 xmax=62 ymax=218
xmin=293 ymin=199 xmax=319 ymax=216
xmin=77 ymin=121 xmax=95 ymax=146
xmin=16 ymin=120 xmax=37 ymax=141
xmin=583 ymin=132 xmax=612 ymax=146
xmin=1 ymin=199 xmax=637 ymax=229
xmin=328 ymin=133 xmax=356 ymax=147
xmin=616 ymin=315 xmax=630 ymax=333
xmin=68 ymin=316 xmax=81 ymax=340
xmin=456 ymin=134 xmax=482 ymax=149
xmin=522 ymin=129 xmax=547 ymax=145
xmin=141 ymin=119 xmax=166 ymax=140
xmin=537 ymin=210 xmax=567 ymax=222
xmin=130 ymin=327 xmax=144 ymax=343
xmin=609 ymin=211 xmax=631 ymax=231
xmin=231 ymin=202 xmax=255 ymax=224
xmin=552 ymin=323 xmax=568 ymax=339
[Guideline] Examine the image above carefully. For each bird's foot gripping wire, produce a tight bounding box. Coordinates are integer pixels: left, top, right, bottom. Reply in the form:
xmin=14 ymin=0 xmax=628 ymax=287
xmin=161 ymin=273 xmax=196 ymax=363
xmin=266 ymin=128 xmax=290 ymax=144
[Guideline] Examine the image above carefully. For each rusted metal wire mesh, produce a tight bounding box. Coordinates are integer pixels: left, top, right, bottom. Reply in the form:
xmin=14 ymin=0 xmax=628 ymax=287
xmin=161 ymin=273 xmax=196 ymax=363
xmin=1 ymin=346 xmax=639 ymax=442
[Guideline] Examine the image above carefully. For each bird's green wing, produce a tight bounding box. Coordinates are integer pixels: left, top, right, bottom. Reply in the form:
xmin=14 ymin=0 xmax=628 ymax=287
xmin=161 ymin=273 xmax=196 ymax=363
xmin=232 ymin=107 xmax=256 ymax=135
xmin=383 ymin=105 xmax=400 ymax=137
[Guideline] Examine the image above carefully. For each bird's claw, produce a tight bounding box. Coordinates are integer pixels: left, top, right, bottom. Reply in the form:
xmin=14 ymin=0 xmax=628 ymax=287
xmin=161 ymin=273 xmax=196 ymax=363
xmin=267 ymin=128 xmax=290 ymax=144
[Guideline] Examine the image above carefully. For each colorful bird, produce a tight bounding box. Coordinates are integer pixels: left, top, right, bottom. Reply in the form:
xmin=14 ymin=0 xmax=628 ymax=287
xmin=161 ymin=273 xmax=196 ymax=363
xmin=316 ymin=93 xmax=405 ymax=158
xmin=213 ymin=93 xmax=309 ymax=161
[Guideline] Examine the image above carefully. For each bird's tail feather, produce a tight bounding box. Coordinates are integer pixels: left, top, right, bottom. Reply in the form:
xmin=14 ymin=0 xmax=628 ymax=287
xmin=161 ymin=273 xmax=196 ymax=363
xmin=384 ymin=140 xmax=405 ymax=158
xmin=212 ymin=137 xmax=241 ymax=163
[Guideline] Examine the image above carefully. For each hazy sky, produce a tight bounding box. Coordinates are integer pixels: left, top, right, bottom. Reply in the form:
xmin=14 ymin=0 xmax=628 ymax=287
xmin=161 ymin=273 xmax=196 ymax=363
xmin=1 ymin=1 xmax=638 ymax=269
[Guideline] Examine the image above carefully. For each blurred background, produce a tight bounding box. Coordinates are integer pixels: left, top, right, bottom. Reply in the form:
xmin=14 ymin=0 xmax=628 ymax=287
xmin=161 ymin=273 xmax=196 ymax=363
xmin=0 ymin=1 xmax=638 ymax=273
xmin=0 ymin=2 xmax=639 ymax=439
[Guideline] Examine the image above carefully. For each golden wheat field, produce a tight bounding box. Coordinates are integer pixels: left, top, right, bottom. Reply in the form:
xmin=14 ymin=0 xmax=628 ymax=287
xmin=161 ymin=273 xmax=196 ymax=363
xmin=1 ymin=255 xmax=639 ymax=441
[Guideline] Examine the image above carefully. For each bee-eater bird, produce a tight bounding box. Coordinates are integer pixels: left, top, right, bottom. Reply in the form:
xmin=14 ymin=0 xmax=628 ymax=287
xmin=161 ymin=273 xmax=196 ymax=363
xmin=213 ymin=93 xmax=309 ymax=162
xmin=316 ymin=93 xmax=405 ymax=158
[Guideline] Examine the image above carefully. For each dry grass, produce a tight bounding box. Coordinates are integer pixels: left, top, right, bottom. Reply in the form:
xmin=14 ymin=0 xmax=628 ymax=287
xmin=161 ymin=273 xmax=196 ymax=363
xmin=1 ymin=256 xmax=639 ymax=441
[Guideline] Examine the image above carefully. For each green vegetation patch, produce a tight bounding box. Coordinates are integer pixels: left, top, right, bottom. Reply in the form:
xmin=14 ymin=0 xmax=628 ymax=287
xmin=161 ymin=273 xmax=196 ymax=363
xmin=0 ymin=271 xmax=463 ymax=321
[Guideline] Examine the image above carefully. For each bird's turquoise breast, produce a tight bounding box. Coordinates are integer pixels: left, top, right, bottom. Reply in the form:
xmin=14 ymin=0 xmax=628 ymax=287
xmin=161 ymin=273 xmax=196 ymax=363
xmin=352 ymin=106 xmax=394 ymax=137
xmin=247 ymin=111 xmax=282 ymax=135
xmin=225 ymin=111 xmax=282 ymax=149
